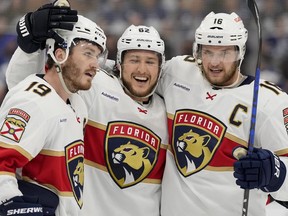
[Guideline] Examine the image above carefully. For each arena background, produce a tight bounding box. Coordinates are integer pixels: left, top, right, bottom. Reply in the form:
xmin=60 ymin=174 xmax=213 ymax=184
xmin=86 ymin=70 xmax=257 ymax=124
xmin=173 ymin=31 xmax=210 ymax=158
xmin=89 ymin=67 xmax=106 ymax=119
xmin=0 ymin=0 xmax=288 ymax=104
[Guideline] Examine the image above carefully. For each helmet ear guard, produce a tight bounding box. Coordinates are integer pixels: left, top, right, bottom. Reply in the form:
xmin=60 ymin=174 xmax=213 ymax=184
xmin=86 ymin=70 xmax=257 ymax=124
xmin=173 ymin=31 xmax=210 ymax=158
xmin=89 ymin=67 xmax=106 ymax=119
xmin=192 ymin=42 xmax=202 ymax=65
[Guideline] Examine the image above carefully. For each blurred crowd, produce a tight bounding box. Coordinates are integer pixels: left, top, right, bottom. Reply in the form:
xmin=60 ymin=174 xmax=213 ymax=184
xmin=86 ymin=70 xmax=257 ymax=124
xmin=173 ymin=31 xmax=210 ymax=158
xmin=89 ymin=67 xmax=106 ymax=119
xmin=0 ymin=0 xmax=288 ymax=105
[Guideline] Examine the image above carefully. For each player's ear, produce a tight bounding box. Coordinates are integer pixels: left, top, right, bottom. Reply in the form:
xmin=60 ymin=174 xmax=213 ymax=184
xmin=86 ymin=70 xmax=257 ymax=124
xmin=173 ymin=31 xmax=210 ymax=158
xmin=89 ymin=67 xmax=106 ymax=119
xmin=54 ymin=48 xmax=66 ymax=62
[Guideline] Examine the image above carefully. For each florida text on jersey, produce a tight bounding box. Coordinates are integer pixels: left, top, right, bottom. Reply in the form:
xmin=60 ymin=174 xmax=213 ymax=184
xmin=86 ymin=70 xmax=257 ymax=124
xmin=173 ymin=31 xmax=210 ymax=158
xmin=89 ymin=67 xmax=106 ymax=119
xmin=158 ymin=55 xmax=288 ymax=216
xmin=80 ymin=70 xmax=169 ymax=216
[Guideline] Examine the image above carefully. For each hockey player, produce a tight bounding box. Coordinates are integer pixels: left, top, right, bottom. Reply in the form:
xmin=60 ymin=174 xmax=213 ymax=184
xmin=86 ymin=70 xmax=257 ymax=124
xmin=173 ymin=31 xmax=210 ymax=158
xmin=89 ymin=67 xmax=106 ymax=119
xmin=80 ymin=25 xmax=168 ymax=216
xmin=0 ymin=2 xmax=107 ymax=216
xmin=5 ymin=5 xmax=168 ymax=216
xmin=157 ymin=12 xmax=288 ymax=216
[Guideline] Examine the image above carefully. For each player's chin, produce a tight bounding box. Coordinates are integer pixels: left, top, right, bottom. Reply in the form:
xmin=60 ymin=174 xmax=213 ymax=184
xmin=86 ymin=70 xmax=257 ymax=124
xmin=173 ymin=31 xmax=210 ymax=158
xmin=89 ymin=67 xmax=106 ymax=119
xmin=131 ymin=87 xmax=151 ymax=98
xmin=207 ymin=75 xmax=224 ymax=86
xmin=78 ymin=81 xmax=93 ymax=91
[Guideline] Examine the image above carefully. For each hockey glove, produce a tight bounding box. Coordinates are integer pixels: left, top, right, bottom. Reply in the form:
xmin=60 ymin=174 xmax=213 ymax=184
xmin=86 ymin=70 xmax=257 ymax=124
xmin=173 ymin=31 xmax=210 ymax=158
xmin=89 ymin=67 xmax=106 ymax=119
xmin=0 ymin=196 xmax=43 ymax=216
xmin=16 ymin=1 xmax=78 ymax=53
xmin=233 ymin=148 xmax=286 ymax=192
xmin=17 ymin=180 xmax=59 ymax=215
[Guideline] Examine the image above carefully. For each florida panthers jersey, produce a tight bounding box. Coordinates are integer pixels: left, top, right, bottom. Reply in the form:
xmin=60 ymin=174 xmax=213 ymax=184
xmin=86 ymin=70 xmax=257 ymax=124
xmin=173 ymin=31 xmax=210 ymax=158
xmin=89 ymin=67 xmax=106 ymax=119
xmin=79 ymin=70 xmax=168 ymax=216
xmin=0 ymin=74 xmax=87 ymax=216
xmin=6 ymin=48 xmax=168 ymax=216
xmin=157 ymin=55 xmax=288 ymax=216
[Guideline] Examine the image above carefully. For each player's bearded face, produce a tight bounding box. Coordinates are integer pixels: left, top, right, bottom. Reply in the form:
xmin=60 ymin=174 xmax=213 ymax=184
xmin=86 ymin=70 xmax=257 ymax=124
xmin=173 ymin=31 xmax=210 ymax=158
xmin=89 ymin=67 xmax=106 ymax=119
xmin=62 ymin=42 xmax=101 ymax=93
xmin=121 ymin=50 xmax=160 ymax=101
xmin=201 ymin=45 xmax=240 ymax=86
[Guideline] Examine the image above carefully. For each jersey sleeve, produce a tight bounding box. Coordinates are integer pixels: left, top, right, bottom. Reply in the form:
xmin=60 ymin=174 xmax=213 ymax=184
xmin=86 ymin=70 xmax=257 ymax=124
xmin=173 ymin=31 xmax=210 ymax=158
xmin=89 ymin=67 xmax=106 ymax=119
xmin=256 ymin=87 xmax=288 ymax=200
xmin=0 ymin=90 xmax=47 ymax=203
xmin=79 ymin=77 xmax=99 ymax=110
xmin=157 ymin=58 xmax=175 ymax=97
xmin=6 ymin=47 xmax=46 ymax=89
xmin=157 ymin=55 xmax=198 ymax=97
xmin=79 ymin=70 xmax=113 ymax=112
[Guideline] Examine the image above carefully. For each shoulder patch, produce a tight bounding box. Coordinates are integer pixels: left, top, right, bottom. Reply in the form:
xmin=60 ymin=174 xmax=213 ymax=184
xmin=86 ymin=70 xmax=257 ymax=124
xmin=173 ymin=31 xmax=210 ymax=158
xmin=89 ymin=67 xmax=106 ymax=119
xmin=0 ymin=108 xmax=30 ymax=142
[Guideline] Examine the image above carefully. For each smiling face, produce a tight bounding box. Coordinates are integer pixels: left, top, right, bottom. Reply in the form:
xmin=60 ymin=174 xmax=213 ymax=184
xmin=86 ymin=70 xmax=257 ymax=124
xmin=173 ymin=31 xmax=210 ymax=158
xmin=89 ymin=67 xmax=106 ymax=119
xmin=200 ymin=45 xmax=240 ymax=86
xmin=61 ymin=40 xmax=102 ymax=92
xmin=120 ymin=50 xmax=160 ymax=101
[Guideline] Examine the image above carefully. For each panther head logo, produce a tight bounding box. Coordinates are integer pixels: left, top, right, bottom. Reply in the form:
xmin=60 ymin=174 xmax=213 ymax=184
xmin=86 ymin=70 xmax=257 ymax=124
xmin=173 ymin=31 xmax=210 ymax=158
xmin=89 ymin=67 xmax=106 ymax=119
xmin=73 ymin=160 xmax=84 ymax=186
xmin=72 ymin=160 xmax=84 ymax=206
xmin=112 ymin=141 xmax=152 ymax=187
xmin=176 ymin=129 xmax=211 ymax=173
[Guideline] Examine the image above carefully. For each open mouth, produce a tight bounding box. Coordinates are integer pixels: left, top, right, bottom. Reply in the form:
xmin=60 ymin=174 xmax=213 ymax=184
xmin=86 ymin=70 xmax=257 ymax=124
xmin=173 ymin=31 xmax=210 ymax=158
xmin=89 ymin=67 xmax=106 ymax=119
xmin=210 ymin=68 xmax=222 ymax=73
xmin=134 ymin=76 xmax=148 ymax=83
xmin=85 ymin=71 xmax=95 ymax=78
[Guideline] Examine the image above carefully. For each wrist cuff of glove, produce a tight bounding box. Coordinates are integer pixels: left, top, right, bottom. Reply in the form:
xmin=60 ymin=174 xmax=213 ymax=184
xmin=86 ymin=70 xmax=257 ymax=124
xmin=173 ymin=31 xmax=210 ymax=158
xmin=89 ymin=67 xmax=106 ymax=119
xmin=261 ymin=158 xmax=287 ymax=192
xmin=0 ymin=196 xmax=43 ymax=216
xmin=16 ymin=13 xmax=42 ymax=53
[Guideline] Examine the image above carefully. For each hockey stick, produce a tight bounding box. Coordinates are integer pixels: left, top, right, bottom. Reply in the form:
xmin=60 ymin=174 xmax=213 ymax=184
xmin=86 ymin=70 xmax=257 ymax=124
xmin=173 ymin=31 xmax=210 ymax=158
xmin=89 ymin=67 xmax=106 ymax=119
xmin=54 ymin=0 xmax=70 ymax=7
xmin=241 ymin=0 xmax=262 ymax=216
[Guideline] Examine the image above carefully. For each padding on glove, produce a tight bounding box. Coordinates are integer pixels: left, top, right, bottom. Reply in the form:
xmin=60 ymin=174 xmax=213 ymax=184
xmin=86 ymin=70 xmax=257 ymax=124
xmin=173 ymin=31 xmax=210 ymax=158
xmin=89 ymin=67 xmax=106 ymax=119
xmin=0 ymin=180 xmax=59 ymax=216
xmin=16 ymin=1 xmax=78 ymax=53
xmin=0 ymin=196 xmax=43 ymax=216
xmin=233 ymin=148 xmax=286 ymax=192
xmin=18 ymin=180 xmax=59 ymax=215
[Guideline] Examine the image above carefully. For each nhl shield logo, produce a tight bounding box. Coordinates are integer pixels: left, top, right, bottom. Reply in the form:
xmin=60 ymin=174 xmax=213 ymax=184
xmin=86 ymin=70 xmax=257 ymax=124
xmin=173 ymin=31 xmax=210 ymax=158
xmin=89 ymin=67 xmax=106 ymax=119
xmin=65 ymin=141 xmax=84 ymax=208
xmin=172 ymin=109 xmax=226 ymax=177
xmin=105 ymin=121 xmax=161 ymax=188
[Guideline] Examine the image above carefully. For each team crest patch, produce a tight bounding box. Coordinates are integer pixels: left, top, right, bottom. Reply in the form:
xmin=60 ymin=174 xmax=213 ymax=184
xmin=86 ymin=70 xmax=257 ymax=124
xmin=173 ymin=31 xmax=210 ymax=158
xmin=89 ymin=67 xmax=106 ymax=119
xmin=105 ymin=121 xmax=161 ymax=188
xmin=172 ymin=109 xmax=227 ymax=177
xmin=65 ymin=141 xmax=84 ymax=208
xmin=0 ymin=108 xmax=30 ymax=142
xmin=282 ymin=107 xmax=288 ymax=134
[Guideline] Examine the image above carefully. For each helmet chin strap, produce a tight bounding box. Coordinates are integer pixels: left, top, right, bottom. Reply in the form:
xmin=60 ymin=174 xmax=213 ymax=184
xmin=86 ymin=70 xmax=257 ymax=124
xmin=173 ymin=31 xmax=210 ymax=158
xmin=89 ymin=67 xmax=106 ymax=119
xmin=47 ymin=39 xmax=74 ymax=95
xmin=55 ymin=64 xmax=74 ymax=95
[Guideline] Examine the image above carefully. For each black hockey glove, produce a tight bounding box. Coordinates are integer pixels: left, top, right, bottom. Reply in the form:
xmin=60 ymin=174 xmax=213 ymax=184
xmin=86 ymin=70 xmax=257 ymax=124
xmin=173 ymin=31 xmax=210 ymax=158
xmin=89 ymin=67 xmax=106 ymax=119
xmin=16 ymin=1 xmax=78 ymax=53
xmin=0 ymin=196 xmax=43 ymax=216
xmin=17 ymin=180 xmax=59 ymax=215
xmin=233 ymin=148 xmax=286 ymax=192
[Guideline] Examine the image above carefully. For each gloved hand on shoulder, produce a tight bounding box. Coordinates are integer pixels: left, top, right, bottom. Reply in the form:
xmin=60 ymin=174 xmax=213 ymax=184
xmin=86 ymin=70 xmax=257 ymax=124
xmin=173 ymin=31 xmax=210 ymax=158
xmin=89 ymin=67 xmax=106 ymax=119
xmin=233 ymin=147 xmax=286 ymax=192
xmin=0 ymin=196 xmax=43 ymax=216
xmin=16 ymin=0 xmax=78 ymax=53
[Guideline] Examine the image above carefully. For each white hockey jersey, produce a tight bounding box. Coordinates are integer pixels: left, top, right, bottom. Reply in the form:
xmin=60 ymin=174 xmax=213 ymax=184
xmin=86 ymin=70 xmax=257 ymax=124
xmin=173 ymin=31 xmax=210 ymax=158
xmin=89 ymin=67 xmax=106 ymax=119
xmin=79 ymin=70 xmax=168 ymax=216
xmin=6 ymin=48 xmax=169 ymax=216
xmin=157 ymin=55 xmax=288 ymax=216
xmin=0 ymin=74 xmax=87 ymax=216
